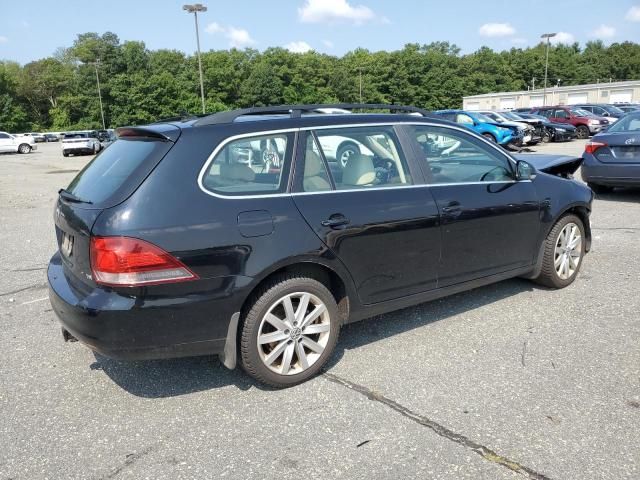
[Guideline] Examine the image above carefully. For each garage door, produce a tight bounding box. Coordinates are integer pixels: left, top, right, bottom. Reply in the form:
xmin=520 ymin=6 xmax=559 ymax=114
xmin=465 ymin=101 xmax=480 ymax=111
xmin=610 ymin=90 xmax=633 ymax=104
xmin=500 ymin=97 xmax=516 ymax=110
xmin=567 ymin=92 xmax=588 ymax=105
xmin=529 ymin=95 xmax=544 ymax=107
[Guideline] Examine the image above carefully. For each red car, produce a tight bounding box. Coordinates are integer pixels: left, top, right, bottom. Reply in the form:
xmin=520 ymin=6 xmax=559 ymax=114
xmin=531 ymin=106 xmax=610 ymax=139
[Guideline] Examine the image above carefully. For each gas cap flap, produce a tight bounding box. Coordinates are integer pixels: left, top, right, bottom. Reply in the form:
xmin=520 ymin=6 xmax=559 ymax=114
xmin=237 ymin=210 xmax=274 ymax=238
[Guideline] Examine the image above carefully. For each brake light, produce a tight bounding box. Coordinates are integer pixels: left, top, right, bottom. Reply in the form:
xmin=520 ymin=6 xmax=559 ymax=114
xmin=90 ymin=236 xmax=198 ymax=286
xmin=585 ymin=141 xmax=607 ymax=154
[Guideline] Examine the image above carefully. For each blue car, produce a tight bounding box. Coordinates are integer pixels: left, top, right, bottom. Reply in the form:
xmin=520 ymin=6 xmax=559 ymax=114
xmin=432 ymin=109 xmax=522 ymax=146
xmin=581 ymin=110 xmax=640 ymax=193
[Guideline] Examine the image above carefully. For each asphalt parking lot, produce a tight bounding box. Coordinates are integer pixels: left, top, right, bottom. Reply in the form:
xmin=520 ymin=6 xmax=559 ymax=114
xmin=1 ymin=140 xmax=638 ymax=480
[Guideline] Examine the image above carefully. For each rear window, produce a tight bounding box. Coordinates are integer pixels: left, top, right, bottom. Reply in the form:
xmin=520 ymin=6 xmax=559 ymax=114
xmin=66 ymin=138 xmax=172 ymax=207
xmin=64 ymin=133 xmax=89 ymax=139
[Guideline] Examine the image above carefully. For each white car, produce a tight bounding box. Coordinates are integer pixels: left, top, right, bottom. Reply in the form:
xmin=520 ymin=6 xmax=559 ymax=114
xmin=0 ymin=131 xmax=37 ymax=154
xmin=62 ymin=132 xmax=102 ymax=157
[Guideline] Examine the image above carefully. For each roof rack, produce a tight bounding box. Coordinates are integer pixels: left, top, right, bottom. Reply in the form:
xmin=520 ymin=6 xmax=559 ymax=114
xmin=193 ymin=103 xmax=433 ymax=126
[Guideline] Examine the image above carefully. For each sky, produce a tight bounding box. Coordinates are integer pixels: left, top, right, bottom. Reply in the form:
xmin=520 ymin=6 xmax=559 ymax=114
xmin=1 ymin=0 xmax=640 ymax=64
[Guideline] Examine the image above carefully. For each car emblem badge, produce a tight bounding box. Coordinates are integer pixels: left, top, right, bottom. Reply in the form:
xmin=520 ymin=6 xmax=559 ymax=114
xmin=625 ymin=138 xmax=636 ymax=145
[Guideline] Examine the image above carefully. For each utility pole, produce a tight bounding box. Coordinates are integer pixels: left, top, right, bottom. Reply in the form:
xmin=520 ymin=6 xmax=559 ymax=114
xmin=540 ymin=33 xmax=557 ymax=106
xmin=183 ymin=3 xmax=207 ymax=114
xmin=83 ymin=59 xmax=106 ymax=129
xmin=358 ymin=67 xmax=363 ymax=103
xmin=532 ymin=77 xmax=536 ymax=91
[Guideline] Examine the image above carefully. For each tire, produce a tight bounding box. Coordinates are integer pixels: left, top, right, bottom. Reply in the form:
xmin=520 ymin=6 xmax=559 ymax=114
xmin=576 ymin=125 xmax=590 ymax=139
xmin=240 ymin=275 xmax=340 ymax=388
xmin=482 ymin=133 xmax=496 ymax=143
xmin=542 ymin=130 xmax=552 ymax=143
xmin=587 ymin=182 xmax=613 ymax=194
xmin=533 ymin=214 xmax=585 ymax=289
xmin=18 ymin=144 xmax=31 ymax=154
xmin=63 ymin=151 xmax=69 ymax=157
xmin=336 ymin=142 xmax=360 ymax=169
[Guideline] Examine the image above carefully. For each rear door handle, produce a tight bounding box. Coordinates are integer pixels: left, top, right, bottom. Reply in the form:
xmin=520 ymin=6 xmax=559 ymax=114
xmin=441 ymin=201 xmax=461 ymax=214
xmin=321 ymin=215 xmax=350 ymax=229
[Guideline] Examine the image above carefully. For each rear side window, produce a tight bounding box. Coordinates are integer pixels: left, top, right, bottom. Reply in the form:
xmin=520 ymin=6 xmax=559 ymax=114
xmin=66 ymin=138 xmax=172 ymax=207
xmin=201 ymin=133 xmax=293 ymax=195
xmin=306 ymin=126 xmax=412 ymax=190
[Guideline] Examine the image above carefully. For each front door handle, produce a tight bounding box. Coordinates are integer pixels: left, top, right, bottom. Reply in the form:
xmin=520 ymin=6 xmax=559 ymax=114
xmin=321 ymin=215 xmax=350 ymax=229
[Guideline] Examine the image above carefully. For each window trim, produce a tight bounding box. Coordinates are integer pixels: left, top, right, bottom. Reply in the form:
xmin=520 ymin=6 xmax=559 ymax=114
xmin=197 ymin=122 xmax=520 ymax=199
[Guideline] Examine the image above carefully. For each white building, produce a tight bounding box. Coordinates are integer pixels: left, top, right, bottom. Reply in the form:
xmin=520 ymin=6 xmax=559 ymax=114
xmin=462 ymin=80 xmax=640 ymax=111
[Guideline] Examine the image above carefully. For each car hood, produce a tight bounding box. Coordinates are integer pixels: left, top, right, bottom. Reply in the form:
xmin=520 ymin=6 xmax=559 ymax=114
xmin=513 ymin=154 xmax=583 ymax=176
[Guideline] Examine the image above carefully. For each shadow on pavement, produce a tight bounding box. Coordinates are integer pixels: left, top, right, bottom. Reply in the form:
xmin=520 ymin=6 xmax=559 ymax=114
xmin=593 ymin=187 xmax=640 ymax=204
xmin=93 ymin=277 xmax=540 ymax=398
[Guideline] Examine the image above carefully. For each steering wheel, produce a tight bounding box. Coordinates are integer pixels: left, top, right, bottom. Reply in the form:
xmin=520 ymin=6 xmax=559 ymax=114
xmin=373 ymin=157 xmax=398 ymax=184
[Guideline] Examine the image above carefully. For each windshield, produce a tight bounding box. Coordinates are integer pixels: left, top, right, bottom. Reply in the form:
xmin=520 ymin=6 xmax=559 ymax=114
xmin=607 ymin=112 xmax=640 ymax=133
xmin=570 ymin=108 xmax=594 ymax=117
xmin=502 ymin=112 xmax=524 ymax=121
xmin=472 ymin=112 xmax=494 ymax=123
xmin=606 ymin=105 xmax=624 ymax=115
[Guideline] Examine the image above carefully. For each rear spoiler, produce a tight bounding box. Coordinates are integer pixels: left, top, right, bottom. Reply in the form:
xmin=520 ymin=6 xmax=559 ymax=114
xmin=115 ymin=125 xmax=181 ymax=142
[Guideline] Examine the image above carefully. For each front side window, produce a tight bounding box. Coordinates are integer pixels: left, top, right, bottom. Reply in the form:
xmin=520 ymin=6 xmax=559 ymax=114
xmin=202 ymin=133 xmax=291 ymax=195
xmin=0 ymin=133 xmax=10 ymax=139
xmin=312 ymin=126 xmax=412 ymax=190
xmin=456 ymin=114 xmax=474 ymax=125
xmin=409 ymin=125 xmax=514 ymax=184
xmin=555 ymin=109 xmax=570 ymax=119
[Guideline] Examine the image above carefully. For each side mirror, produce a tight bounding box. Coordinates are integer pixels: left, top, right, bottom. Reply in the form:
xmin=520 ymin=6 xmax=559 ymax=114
xmin=516 ymin=160 xmax=536 ymax=180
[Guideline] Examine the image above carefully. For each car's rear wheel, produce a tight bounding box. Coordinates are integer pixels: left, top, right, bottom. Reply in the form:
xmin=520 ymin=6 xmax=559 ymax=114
xmin=587 ymin=182 xmax=613 ymax=194
xmin=482 ymin=133 xmax=496 ymax=143
xmin=18 ymin=144 xmax=31 ymax=154
xmin=534 ymin=214 xmax=585 ymax=289
xmin=542 ymin=130 xmax=552 ymax=143
xmin=62 ymin=150 xmax=69 ymax=157
xmin=576 ymin=125 xmax=590 ymax=139
xmin=240 ymin=276 xmax=340 ymax=388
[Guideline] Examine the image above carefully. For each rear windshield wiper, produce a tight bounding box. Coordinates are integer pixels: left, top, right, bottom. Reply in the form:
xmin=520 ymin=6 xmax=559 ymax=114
xmin=58 ymin=188 xmax=93 ymax=204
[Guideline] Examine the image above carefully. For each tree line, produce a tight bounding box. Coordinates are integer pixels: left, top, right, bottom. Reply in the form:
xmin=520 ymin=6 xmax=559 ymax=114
xmin=1 ymin=32 xmax=639 ymax=132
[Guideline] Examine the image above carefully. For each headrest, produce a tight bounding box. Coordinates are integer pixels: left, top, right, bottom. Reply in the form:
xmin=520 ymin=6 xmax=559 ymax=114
xmin=342 ymin=154 xmax=376 ymax=186
xmin=220 ymin=163 xmax=255 ymax=182
xmin=304 ymin=150 xmax=324 ymax=177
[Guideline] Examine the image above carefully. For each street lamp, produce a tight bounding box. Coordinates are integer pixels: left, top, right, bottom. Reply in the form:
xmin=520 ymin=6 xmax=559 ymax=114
xmin=83 ymin=60 xmax=106 ymax=130
xmin=183 ymin=3 xmax=207 ymax=114
xmin=540 ymin=32 xmax=557 ymax=106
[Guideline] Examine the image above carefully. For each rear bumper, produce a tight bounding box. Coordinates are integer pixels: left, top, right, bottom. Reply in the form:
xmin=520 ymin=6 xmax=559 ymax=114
xmin=581 ymin=155 xmax=640 ymax=186
xmin=47 ymin=252 xmax=247 ymax=361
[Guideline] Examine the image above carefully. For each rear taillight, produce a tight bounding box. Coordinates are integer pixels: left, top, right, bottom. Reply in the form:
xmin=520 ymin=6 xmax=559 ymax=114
xmin=585 ymin=141 xmax=607 ymax=154
xmin=90 ymin=236 xmax=198 ymax=287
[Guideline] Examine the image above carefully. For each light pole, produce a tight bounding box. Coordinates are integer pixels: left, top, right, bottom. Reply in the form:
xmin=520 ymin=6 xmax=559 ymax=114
xmin=83 ymin=60 xmax=106 ymax=129
xmin=540 ymin=32 xmax=557 ymax=106
xmin=183 ymin=3 xmax=207 ymax=114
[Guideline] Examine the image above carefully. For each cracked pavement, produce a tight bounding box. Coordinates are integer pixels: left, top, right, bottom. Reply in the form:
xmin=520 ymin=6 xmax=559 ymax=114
xmin=1 ymin=141 xmax=638 ymax=479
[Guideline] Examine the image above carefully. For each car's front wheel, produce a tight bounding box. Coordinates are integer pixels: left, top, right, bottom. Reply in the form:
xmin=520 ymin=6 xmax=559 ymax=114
xmin=18 ymin=144 xmax=32 ymax=154
xmin=534 ymin=214 xmax=585 ymax=288
xmin=576 ymin=125 xmax=590 ymax=139
xmin=240 ymin=276 xmax=340 ymax=388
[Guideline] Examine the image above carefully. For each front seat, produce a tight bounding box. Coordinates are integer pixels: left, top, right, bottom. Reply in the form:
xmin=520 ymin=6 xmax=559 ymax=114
xmin=303 ymin=151 xmax=331 ymax=192
xmin=342 ymin=154 xmax=376 ymax=186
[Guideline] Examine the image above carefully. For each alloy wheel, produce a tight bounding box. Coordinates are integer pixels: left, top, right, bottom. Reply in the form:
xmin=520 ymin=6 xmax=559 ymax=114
xmin=554 ymin=222 xmax=582 ymax=280
xmin=257 ymin=292 xmax=331 ymax=376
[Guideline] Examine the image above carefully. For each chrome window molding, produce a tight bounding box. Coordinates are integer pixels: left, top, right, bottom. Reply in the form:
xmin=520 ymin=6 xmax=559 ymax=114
xmin=197 ymin=121 xmax=521 ymax=200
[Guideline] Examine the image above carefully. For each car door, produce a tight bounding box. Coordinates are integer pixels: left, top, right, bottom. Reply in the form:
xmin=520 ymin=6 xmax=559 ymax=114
xmin=403 ymin=124 xmax=540 ymax=287
xmin=292 ymin=126 xmax=441 ymax=304
xmin=552 ymin=109 xmax=571 ymax=125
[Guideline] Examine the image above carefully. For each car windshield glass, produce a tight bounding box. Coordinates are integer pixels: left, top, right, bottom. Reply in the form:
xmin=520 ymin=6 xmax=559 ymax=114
xmin=502 ymin=112 xmax=523 ymax=121
xmin=64 ymin=133 xmax=89 ymax=139
xmin=606 ymin=105 xmax=624 ymax=114
xmin=473 ymin=113 xmax=494 ymax=123
xmin=570 ymin=108 xmax=593 ymax=117
xmin=607 ymin=112 xmax=640 ymax=133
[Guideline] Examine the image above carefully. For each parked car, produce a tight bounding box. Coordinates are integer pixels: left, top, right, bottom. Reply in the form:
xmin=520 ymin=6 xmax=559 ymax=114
xmin=44 ymin=133 xmax=60 ymax=142
xmin=478 ymin=110 xmax=541 ymax=145
xmin=616 ymin=105 xmax=640 ymax=113
xmin=48 ymin=103 xmax=593 ymax=388
xmin=432 ymin=109 xmax=523 ymax=146
xmin=61 ymin=131 xmax=102 ymax=156
xmin=515 ymin=112 xmax=577 ymax=142
xmin=512 ymin=107 xmax=533 ymax=114
xmin=581 ymin=110 xmax=640 ymax=193
xmin=97 ymin=130 xmax=117 ymax=150
xmin=0 ymin=131 xmax=37 ymax=154
xmin=574 ymin=104 xmax=623 ymax=124
xmin=27 ymin=132 xmax=46 ymax=143
xmin=532 ymin=106 xmax=610 ymax=139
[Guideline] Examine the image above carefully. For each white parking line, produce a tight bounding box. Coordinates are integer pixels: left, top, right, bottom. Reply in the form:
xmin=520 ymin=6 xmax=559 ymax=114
xmin=21 ymin=297 xmax=49 ymax=305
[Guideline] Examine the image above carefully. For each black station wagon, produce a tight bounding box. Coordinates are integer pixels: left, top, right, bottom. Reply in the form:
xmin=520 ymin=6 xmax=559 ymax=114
xmin=48 ymin=104 xmax=593 ymax=387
